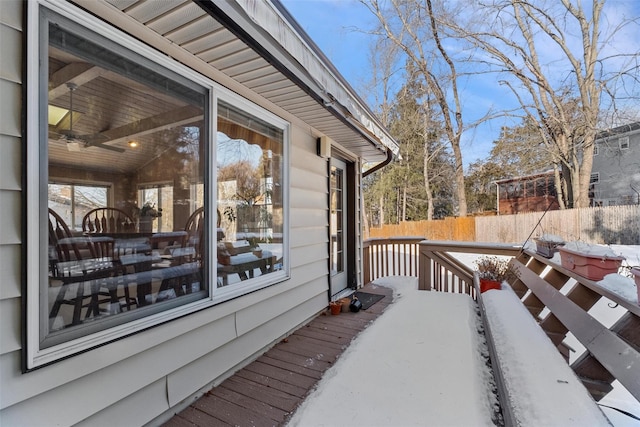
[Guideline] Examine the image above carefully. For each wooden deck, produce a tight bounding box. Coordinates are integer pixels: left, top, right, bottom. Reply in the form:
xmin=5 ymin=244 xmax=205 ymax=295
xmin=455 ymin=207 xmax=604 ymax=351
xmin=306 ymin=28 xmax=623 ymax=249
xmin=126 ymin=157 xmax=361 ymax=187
xmin=163 ymin=284 xmax=393 ymax=427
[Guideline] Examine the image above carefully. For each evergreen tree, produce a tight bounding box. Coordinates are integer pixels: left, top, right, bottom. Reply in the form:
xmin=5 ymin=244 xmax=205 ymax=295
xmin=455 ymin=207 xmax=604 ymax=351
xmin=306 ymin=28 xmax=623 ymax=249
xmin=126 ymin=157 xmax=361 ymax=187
xmin=365 ymin=64 xmax=455 ymax=225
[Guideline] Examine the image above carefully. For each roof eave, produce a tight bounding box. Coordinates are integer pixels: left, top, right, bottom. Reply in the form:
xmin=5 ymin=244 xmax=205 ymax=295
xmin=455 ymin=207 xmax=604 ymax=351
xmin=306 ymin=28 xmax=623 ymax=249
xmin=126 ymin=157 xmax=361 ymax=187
xmin=197 ymin=0 xmax=399 ymax=159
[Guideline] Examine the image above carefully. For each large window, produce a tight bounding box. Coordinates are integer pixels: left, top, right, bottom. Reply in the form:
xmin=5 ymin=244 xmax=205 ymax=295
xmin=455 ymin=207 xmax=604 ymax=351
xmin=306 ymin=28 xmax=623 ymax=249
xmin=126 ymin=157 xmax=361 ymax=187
xmin=27 ymin=3 xmax=288 ymax=368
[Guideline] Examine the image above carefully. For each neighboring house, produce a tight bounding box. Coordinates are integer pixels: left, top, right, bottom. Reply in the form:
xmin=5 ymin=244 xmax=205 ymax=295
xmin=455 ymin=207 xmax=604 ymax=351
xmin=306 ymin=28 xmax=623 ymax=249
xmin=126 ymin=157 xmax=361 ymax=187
xmin=495 ymin=171 xmax=559 ymax=215
xmin=591 ymin=122 xmax=640 ymax=206
xmin=493 ymin=121 xmax=640 ymax=214
xmin=0 ymin=1 xmax=398 ymax=425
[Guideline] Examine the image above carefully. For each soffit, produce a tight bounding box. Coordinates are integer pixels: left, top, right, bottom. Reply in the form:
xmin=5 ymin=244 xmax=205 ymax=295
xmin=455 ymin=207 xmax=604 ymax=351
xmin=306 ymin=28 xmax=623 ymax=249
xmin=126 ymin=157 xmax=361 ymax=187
xmin=89 ymin=0 xmax=396 ymax=163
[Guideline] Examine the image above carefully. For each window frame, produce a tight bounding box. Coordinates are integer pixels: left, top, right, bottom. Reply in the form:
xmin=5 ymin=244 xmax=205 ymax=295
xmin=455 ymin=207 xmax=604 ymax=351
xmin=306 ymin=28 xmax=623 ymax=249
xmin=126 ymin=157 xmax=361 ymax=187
xmin=48 ymin=180 xmax=113 ymax=231
xmin=211 ymin=90 xmax=291 ymax=304
xmin=619 ymin=136 xmax=630 ymax=150
xmin=590 ymin=172 xmax=600 ymax=184
xmin=27 ymin=0 xmax=290 ymax=369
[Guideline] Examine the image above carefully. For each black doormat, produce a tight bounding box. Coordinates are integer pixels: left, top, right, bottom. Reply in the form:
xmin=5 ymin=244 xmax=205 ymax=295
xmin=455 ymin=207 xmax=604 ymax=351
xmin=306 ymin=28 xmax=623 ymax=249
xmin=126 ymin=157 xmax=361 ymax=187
xmin=354 ymin=291 xmax=385 ymax=310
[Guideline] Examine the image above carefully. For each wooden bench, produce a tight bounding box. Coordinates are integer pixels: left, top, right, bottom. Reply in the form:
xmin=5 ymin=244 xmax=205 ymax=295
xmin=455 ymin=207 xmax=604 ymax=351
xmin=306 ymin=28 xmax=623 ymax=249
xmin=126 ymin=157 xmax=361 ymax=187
xmin=477 ymin=277 xmax=612 ymax=425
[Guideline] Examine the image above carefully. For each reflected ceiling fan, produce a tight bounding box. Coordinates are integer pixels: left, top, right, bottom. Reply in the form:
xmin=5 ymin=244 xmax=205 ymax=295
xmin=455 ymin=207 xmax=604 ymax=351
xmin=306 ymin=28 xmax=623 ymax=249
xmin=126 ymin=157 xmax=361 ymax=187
xmin=58 ymin=82 xmax=125 ymax=153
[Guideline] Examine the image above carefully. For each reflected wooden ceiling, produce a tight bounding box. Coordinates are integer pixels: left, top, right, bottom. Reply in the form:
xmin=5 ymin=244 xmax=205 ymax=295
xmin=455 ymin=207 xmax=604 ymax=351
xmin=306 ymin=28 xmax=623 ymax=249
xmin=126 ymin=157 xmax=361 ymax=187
xmin=48 ymin=46 xmax=204 ymax=175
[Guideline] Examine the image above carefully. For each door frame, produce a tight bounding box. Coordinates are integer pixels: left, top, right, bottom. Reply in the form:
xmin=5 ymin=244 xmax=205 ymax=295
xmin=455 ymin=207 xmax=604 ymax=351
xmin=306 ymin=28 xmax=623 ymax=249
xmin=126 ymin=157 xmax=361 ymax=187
xmin=328 ymin=156 xmax=356 ymax=298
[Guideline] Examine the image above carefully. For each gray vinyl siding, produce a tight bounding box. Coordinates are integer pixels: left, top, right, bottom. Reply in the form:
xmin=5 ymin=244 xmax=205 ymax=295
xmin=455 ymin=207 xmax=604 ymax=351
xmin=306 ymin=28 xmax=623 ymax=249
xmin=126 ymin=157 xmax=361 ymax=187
xmin=592 ymin=130 xmax=640 ymax=206
xmin=1 ymin=0 xmax=24 ymax=412
xmin=0 ymin=2 xmax=333 ymax=424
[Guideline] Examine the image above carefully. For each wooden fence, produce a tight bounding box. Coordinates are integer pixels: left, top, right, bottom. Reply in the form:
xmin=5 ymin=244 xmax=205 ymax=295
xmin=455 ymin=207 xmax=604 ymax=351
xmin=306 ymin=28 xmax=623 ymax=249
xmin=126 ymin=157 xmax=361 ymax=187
xmin=367 ymin=216 xmax=475 ymax=241
xmin=476 ymin=204 xmax=640 ymax=244
xmin=367 ymin=204 xmax=640 ymax=245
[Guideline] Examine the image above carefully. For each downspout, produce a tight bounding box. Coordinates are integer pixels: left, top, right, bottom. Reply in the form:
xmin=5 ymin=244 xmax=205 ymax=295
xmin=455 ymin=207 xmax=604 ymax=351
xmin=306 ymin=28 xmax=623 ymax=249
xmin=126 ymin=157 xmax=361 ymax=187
xmin=363 ymin=147 xmax=393 ymax=178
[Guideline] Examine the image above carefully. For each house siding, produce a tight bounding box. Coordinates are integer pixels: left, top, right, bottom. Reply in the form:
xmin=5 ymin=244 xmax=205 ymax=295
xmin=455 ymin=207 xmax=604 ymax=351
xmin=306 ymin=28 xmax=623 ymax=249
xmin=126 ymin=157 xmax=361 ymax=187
xmin=0 ymin=2 xmax=335 ymax=425
xmin=1 ymin=0 xmax=25 ymax=419
xmin=593 ymin=128 xmax=640 ymax=206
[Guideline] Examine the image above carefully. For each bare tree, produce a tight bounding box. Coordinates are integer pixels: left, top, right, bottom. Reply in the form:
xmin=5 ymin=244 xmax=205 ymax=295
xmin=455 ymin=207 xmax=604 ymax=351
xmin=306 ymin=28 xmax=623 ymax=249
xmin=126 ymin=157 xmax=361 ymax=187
xmin=362 ymin=0 xmax=469 ymax=216
xmin=457 ymin=0 xmax=640 ymax=208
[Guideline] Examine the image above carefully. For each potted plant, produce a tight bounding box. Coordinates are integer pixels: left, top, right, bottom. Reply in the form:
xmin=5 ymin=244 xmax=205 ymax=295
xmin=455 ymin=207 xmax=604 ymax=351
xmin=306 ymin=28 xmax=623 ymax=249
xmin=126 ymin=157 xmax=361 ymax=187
xmin=557 ymin=242 xmax=625 ymax=281
xmin=329 ymin=300 xmax=341 ymax=315
xmin=137 ymin=202 xmax=162 ymax=233
xmin=474 ymin=256 xmax=511 ymax=293
xmin=533 ymin=233 xmax=565 ymax=258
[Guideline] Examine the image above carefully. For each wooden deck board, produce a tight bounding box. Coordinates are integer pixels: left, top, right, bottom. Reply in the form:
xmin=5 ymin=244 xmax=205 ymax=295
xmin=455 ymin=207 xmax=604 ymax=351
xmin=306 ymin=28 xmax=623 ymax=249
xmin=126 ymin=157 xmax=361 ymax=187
xmin=295 ymin=325 xmax=358 ymax=345
xmin=256 ymin=354 xmax=325 ymax=379
xmin=305 ymin=320 xmax=362 ymax=336
xmin=166 ymin=406 xmax=230 ymax=427
xmin=259 ymin=349 xmax=332 ymax=374
xmin=243 ymin=360 xmax=318 ymax=389
xmin=236 ymin=365 xmax=312 ymax=396
xmin=221 ymin=376 xmax=301 ymax=412
xmin=273 ymin=336 xmax=344 ymax=362
xmin=164 ymin=284 xmax=393 ymax=426
xmin=208 ymin=386 xmax=288 ymax=423
xmin=193 ymin=392 xmax=279 ymax=427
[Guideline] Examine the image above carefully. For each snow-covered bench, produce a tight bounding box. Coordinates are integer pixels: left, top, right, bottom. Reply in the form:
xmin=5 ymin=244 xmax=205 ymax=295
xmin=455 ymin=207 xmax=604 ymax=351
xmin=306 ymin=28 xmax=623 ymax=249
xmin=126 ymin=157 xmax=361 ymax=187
xmin=477 ymin=279 xmax=611 ymax=426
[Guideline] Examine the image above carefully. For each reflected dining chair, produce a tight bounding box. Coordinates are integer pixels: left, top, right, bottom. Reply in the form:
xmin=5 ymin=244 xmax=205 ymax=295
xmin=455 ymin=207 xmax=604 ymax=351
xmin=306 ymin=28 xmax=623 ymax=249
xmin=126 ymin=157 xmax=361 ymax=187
xmin=184 ymin=207 xmax=206 ymax=288
xmin=49 ymin=208 xmax=110 ymax=325
xmin=82 ymin=207 xmax=135 ymax=234
xmin=49 ymin=208 xmax=134 ymax=327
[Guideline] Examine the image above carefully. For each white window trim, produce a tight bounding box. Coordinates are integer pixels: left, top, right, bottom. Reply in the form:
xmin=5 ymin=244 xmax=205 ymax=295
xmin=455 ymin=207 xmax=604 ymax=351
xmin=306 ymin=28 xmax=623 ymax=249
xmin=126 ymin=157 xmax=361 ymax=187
xmin=619 ymin=136 xmax=630 ymax=150
xmin=26 ymin=0 xmax=219 ymax=368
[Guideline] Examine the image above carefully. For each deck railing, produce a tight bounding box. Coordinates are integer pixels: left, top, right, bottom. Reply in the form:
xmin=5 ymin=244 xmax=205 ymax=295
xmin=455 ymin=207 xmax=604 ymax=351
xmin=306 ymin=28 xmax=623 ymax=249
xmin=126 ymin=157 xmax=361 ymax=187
xmin=363 ymin=237 xmax=424 ymax=285
xmin=363 ymin=238 xmax=640 ymax=406
xmin=418 ymin=240 xmax=522 ymax=296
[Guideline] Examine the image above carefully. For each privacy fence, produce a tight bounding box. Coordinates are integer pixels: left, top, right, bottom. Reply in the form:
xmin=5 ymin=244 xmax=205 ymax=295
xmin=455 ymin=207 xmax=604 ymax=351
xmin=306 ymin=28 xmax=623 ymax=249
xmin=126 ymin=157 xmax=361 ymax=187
xmin=367 ymin=204 xmax=640 ymax=245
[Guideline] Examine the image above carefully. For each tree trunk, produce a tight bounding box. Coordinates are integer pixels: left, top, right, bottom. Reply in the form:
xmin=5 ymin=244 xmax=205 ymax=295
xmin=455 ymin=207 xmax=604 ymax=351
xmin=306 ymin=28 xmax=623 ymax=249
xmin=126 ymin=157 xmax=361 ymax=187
xmin=402 ymin=185 xmax=407 ymax=221
xmin=552 ymin=166 xmax=566 ymax=210
xmin=362 ymin=201 xmax=370 ymax=238
xmin=423 ymin=143 xmax=434 ymax=220
xmin=451 ymin=137 xmax=467 ymax=217
xmin=576 ymin=134 xmax=596 ymax=208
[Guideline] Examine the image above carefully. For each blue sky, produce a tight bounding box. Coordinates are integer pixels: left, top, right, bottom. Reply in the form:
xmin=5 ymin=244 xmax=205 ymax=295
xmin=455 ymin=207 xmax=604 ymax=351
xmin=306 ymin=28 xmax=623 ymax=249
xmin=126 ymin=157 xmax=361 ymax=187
xmin=278 ymin=0 xmax=640 ymax=169
xmin=278 ymin=0 xmax=516 ymax=166
xmin=279 ymin=0 xmax=378 ymax=91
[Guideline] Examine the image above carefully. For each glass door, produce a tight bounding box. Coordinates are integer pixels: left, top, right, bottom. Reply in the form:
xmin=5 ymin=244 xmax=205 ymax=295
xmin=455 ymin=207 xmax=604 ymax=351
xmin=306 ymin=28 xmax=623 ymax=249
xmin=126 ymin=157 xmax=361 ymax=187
xmin=330 ymin=158 xmax=348 ymax=295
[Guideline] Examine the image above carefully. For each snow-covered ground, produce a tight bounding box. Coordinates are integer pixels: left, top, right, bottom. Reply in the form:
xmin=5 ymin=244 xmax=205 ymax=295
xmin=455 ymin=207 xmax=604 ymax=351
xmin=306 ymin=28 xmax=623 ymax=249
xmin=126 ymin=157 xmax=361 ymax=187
xmin=287 ymin=244 xmax=640 ymax=426
xmin=287 ymin=277 xmax=500 ymax=426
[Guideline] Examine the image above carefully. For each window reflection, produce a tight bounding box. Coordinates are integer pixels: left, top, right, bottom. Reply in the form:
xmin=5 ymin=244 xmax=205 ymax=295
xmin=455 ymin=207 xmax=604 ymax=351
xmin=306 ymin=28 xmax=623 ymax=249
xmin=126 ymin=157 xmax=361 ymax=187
xmin=216 ymin=101 xmax=284 ymax=286
xmin=45 ymin=23 xmax=208 ymax=344
xmin=43 ymin=19 xmax=287 ymax=349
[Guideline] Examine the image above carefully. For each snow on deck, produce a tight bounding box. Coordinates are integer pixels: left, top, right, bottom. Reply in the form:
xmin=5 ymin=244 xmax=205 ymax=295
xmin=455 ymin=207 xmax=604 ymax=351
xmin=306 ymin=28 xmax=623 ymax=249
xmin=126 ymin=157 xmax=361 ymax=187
xmin=482 ymin=285 xmax=611 ymax=426
xmin=287 ymin=277 xmax=498 ymax=426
